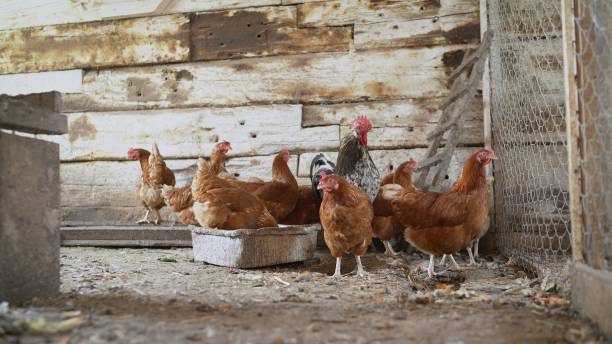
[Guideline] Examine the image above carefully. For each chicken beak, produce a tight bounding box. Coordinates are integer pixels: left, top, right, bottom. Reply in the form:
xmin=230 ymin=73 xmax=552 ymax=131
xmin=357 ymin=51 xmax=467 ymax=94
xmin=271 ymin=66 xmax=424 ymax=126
xmin=316 ymin=183 xmax=324 ymax=190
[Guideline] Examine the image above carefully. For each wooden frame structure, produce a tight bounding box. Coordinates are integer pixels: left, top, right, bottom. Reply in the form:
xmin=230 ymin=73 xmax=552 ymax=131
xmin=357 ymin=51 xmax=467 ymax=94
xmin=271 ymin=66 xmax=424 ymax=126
xmin=562 ymin=0 xmax=612 ymax=339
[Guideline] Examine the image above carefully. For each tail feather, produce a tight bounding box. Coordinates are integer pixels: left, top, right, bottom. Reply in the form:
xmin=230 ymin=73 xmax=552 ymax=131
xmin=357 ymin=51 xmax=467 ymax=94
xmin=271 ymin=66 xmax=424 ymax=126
xmin=381 ymin=184 xmax=404 ymax=201
xmin=151 ymin=143 xmax=161 ymax=158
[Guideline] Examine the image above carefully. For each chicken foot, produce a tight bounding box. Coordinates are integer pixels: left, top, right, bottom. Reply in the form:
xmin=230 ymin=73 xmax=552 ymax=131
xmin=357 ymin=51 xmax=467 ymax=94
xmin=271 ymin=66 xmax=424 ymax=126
xmin=332 ymin=257 xmax=342 ymax=278
xmin=355 ymin=256 xmax=366 ymax=277
xmin=153 ymin=209 xmax=161 ymax=225
xmin=448 ymin=254 xmax=461 ymax=270
xmin=137 ymin=209 xmax=151 ymax=224
xmin=439 ymin=254 xmax=463 ymax=270
xmin=382 ymin=241 xmax=398 ymax=256
xmin=467 ymin=246 xmax=477 ymax=266
xmin=427 ymin=255 xmax=439 ymax=278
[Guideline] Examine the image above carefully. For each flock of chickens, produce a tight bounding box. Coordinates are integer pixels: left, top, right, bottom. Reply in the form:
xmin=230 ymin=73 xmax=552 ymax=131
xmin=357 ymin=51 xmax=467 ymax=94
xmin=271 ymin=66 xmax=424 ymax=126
xmin=127 ymin=116 xmax=497 ymax=278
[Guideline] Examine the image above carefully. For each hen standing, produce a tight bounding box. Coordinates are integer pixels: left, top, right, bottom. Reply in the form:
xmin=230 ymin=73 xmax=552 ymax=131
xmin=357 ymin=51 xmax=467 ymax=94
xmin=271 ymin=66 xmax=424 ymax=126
xmin=381 ymin=148 xmax=496 ymax=277
xmin=127 ymin=143 xmax=175 ymax=225
xmin=318 ymin=173 xmax=374 ymax=278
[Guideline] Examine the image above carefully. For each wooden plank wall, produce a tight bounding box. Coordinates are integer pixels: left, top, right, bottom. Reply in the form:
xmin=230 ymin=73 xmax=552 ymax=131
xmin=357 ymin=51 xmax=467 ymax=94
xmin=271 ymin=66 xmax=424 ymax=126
xmin=1 ymin=0 xmax=483 ymax=225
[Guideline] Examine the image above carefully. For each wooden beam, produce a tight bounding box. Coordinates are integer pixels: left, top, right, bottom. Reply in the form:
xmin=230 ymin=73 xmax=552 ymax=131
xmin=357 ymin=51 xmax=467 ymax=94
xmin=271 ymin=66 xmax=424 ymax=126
xmin=0 ymin=92 xmax=67 ymax=135
xmin=297 ymin=0 xmax=479 ymax=27
xmin=190 ymin=7 xmax=351 ymax=61
xmin=0 ymin=14 xmax=190 ymax=75
xmin=45 ymin=105 xmax=339 ymax=161
xmin=354 ymin=11 xmax=480 ymax=50
xmin=61 ymin=226 xmax=192 ymax=247
xmin=562 ymin=0 xmax=583 ymax=264
xmin=61 ymin=45 xmax=465 ymax=112
xmin=0 ymin=0 xmax=281 ymax=31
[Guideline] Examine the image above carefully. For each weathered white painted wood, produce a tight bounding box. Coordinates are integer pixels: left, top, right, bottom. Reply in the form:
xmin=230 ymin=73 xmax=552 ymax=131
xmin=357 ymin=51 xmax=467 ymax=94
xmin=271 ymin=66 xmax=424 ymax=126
xmin=281 ymin=0 xmax=320 ymax=4
xmin=0 ymin=0 xmax=281 ymax=31
xmin=60 ymin=154 xmax=298 ymax=187
xmin=298 ymin=148 xmax=475 ymax=191
xmin=46 ymin=105 xmax=338 ymax=160
xmin=304 ymin=98 xmax=484 ymax=148
xmin=297 ymin=0 xmax=479 ymax=27
xmin=303 ymin=99 xmax=441 ymax=127
xmin=339 ymin=121 xmax=482 ymax=148
xmin=355 ymin=11 xmax=480 ymax=50
xmin=0 ymin=14 xmax=190 ymax=74
xmin=303 ymin=97 xmax=483 ymax=126
xmin=61 ymin=45 xmax=466 ymax=112
xmin=0 ymin=70 xmax=82 ymax=96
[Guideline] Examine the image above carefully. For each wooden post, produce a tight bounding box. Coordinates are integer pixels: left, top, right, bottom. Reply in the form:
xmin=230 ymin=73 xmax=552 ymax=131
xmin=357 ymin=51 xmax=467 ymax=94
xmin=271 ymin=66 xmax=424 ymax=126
xmin=562 ymin=0 xmax=584 ymax=264
xmin=480 ymin=0 xmax=496 ymax=251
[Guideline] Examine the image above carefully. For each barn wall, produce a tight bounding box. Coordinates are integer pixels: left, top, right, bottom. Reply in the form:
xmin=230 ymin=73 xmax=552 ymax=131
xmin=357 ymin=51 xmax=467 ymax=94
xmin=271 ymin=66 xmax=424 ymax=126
xmin=0 ymin=0 xmax=484 ymax=225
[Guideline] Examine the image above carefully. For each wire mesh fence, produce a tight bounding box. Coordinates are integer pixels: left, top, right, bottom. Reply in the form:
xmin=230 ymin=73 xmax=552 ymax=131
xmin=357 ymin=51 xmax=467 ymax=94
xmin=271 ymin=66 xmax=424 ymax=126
xmin=574 ymin=0 xmax=612 ymax=271
xmin=488 ymin=0 xmax=573 ymax=275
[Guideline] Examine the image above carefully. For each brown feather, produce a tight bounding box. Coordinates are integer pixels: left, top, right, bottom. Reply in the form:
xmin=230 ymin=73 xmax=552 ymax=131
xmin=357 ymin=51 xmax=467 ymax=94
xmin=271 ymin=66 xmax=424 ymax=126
xmin=319 ymin=175 xmax=373 ymax=258
xmin=191 ymin=158 xmax=277 ymax=230
xmin=281 ymin=186 xmax=320 ymax=225
xmin=372 ymin=161 xmax=416 ymax=241
xmin=386 ymin=149 xmax=493 ymax=256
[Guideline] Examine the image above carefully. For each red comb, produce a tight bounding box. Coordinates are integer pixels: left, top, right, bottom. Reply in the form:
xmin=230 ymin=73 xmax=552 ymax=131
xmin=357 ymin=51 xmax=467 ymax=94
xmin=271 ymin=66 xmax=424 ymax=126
xmin=350 ymin=115 xmax=373 ymax=130
xmin=319 ymin=171 xmax=330 ymax=181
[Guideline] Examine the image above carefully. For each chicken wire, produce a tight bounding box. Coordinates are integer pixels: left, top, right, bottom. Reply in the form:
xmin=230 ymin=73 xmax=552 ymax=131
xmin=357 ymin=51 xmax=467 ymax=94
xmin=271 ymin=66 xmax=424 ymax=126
xmin=574 ymin=0 xmax=612 ymax=271
xmin=488 ymin=0 xmax=573 ymax=275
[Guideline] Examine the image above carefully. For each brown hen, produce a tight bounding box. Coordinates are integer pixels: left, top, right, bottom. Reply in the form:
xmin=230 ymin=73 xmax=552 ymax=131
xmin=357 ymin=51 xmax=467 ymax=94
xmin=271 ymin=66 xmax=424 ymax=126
xmin=381 ymin=148 xmax=496 ymax=277
xmin=318 ymin=173 xmax=373 ymax=278
xmin=127 ymin=143 xmax=175 ymax=225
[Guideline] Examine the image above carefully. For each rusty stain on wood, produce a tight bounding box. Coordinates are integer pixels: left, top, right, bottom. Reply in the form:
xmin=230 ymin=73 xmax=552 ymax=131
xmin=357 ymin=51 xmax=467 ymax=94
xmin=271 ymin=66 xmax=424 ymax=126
xmin=442 ymin=49 xmax=467 ymax=70
xmin=297 ymin=0 xmax=478 ymax=27
xmin=190 ymin=7 xmax=350 ymax=61
xmin=68 ymin=115 xmax=97 ymax=143
xmin=0 ymin=14 xmax=190 ymax=75
xmin=355 ymin=12 xmax=479 ymax=50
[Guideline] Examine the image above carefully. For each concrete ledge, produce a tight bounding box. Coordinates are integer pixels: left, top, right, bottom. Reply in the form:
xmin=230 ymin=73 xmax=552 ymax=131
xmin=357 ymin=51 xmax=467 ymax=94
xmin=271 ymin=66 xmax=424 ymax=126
xmin=61 ymin=226 xmax=192 ymax=247
xmin=572 ymin=262 xmax=612 ymax=340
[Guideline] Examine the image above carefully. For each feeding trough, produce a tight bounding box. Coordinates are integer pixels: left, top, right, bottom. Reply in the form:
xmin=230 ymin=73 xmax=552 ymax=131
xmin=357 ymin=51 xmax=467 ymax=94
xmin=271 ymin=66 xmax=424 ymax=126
xmin=190 ymin=224 xmax=320 ymax=268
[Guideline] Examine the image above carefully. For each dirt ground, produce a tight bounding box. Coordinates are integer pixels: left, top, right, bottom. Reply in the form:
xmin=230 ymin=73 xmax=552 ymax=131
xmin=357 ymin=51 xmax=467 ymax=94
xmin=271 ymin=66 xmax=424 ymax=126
xmin=1 ymin=247 xmax=606 ymax=344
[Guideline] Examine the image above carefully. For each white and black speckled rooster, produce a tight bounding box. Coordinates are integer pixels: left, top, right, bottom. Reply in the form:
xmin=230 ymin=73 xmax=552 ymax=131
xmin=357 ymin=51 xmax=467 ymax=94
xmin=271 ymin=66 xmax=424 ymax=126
xmin=310 ymin=116 xmax=381 ymax=203
xmin=310 ymin=153 xmax=335 ymax=203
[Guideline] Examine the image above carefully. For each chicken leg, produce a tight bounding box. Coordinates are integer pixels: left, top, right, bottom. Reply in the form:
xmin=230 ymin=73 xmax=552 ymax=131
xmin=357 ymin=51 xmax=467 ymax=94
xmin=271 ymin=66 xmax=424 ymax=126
xmin=356 ymin=256 xmax=366 ymax=277
xmin=439 ymin=254 xmax=448 ymax=266
xmin=137 ymin=209 xmax=151 ymax=224
xmin=153 ymin=209 xmax=161 ymax=225
xmin=474 ymin=239 xmax=480 ymax=258
xmin=427 ymin=255 xmax=438 ymax=278
xmin=467 ymin=246 xmax=477 ymax=266
xmin=448 ymin=254 xmax=461 ymax=270
xmin=383 ymin=241 xmax=398 ymax=256
xmin=332 ymin=257 xmax=342 ymax=278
